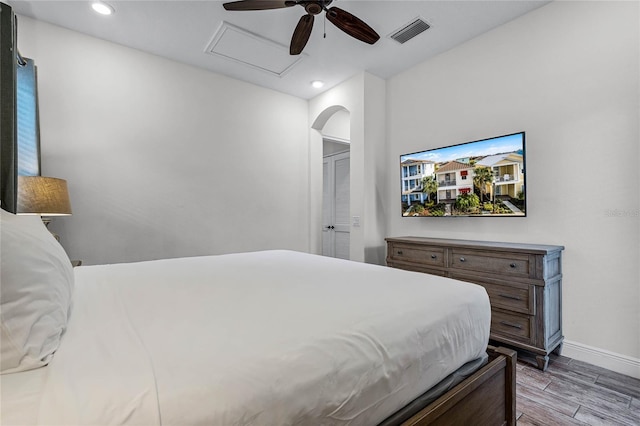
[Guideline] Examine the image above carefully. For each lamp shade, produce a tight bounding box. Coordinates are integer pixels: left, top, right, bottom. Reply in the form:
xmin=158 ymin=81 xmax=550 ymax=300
xmin=17 ymin=176 xmax=72 ymax=215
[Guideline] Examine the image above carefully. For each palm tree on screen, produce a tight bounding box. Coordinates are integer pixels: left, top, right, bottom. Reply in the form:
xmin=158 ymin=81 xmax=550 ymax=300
xmin=422 ymin=175 xmax=438 ymax=203
xmin=473 ymin=167 xmax=494 ymax=202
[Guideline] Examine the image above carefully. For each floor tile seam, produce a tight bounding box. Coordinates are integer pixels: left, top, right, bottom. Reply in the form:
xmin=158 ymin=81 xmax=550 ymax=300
xmin=594 ymin=379 xmax=640 ymax=401
xmin=546 ymin=369 xmax=598 ymax=386
xmin=517 ymin=377 xmax=551 ymax=392
xmin=575 ymin=403 xmax=640 ymax=426
xmin=573 ymin=405 xmax=617 ymax=426
xmin=547 ymin=372 xmax=634 ymax=400
xmin=529 ymin=383 xmax=581 ymax=418
xmin=577 ymin=399 xmax=640 ymax=424
xmin=542 ymin=385 xmax=631 ymax=412
xmin=518 ymin=394 xmax=580 ymax=423
xmin=585 ymin=378 xmax=637 ymax=397
xmin=571 ymin=403 xmax=581 ymax=418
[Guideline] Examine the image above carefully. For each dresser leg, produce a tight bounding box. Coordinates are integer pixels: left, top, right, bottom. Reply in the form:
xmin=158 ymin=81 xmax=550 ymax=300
xmin=536 ymin=355 xmax=549 ymax=371
xmin=552 ymin=343 xmax=563 ymax=356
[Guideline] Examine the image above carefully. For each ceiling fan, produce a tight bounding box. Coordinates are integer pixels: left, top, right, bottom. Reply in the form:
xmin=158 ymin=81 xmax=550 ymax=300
xmin=222 ymin=0 xmax=380 ymax=55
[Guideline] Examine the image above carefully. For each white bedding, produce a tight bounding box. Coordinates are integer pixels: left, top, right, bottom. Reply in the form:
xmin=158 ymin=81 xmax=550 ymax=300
xmin=1 ymin=250 xmax=490 ymax=425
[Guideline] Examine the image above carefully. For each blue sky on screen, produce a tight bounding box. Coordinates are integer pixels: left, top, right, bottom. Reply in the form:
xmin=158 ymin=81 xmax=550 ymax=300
xmin=401 ymin=133 xmax=524 ymax=164
xmin=17 ymin=59 xmax=39 ymax=176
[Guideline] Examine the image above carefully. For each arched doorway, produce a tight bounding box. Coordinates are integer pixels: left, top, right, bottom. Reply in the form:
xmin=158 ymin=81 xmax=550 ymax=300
xmin=312 ymin=106 xmax=351 ymax=259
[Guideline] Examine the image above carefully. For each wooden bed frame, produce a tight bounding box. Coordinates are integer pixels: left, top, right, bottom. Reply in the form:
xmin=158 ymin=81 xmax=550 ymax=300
xmin=385 ymin=346 xmax=517 ymax=426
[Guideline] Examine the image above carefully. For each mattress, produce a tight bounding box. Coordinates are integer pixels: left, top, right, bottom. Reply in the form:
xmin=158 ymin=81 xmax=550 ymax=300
xmin=1 ymin=250 xmax=490 ymax=425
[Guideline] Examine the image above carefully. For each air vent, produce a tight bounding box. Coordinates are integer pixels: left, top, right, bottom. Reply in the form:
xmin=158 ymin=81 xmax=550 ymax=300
xmin=389 ymin=18 xmax=430 ymax=44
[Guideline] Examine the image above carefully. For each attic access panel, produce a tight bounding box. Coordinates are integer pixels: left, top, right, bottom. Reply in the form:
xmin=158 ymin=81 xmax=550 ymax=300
xmin=205 ymin=22 xmax=306 ymax=77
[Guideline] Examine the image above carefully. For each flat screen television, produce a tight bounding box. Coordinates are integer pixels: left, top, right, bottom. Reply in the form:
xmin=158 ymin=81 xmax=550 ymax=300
xmin=400 ymin=132 xmax=526 ymax=217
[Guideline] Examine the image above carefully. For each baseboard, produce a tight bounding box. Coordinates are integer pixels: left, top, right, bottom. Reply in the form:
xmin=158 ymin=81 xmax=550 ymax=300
xmin=562 ymin=340 xmax=640 ymax=379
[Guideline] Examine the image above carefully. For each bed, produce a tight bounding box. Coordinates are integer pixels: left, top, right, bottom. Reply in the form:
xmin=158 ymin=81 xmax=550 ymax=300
xmin=0 ymin=210 xmax=516 ymax=425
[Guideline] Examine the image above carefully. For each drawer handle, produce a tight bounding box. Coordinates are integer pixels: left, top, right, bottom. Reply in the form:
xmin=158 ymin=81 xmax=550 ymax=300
xmin=430 ymin=254 xmax=437 ymax=259
xmin=397 ymin=250 xmax=403 ymax=255
xmin=500 ymin=320 xmax=523 ymax=330
xmin=510 ymin=263 xmax=517 ymax=268
xmin=499 ymin=293 xmax=522 ymax=301
xmin=459 ymin=257 xmax=466 ymax=262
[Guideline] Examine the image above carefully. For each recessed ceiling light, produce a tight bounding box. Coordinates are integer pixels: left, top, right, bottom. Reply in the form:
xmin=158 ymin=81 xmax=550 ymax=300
xmin=311 ymin=80 xmax=324 ymax=89
xmin=91 ymin=2 xmax=114 ymax=16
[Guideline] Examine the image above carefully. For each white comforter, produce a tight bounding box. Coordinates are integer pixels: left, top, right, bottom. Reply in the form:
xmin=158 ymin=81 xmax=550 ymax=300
xmin=2 ymin=250 xmax=490 ymax=425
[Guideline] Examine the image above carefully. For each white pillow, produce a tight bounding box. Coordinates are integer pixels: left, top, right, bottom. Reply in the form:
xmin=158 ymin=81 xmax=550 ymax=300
xmin=1 ymin=208 xmax=74 ymax=373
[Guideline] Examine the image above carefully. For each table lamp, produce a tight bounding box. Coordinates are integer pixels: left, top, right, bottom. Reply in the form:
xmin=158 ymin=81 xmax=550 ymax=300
xmin=17 ymin=176 xmax=72 ymax=234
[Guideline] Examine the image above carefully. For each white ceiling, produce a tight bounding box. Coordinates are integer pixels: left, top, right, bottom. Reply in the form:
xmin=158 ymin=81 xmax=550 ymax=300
xmin=7 ymin=0 xmax=550 ymax=99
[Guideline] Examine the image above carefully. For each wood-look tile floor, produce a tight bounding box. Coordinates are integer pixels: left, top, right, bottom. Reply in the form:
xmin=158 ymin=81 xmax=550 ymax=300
xmin=516 ymin=354 xmax=640 ymax=425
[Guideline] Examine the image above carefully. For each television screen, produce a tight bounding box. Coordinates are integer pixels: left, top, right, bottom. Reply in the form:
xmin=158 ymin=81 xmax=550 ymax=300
xmin=400 ymin=132 xmax=526 ymax=217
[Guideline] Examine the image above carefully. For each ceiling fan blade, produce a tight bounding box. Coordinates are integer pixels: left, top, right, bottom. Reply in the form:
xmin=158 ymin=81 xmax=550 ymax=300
xmin=326 ymin=7 xmax=380 ymax=45
xmin=223 ymin=1 xmax=295 ymax=11
xmin=290 ymin=14 xmax=314 ymax=55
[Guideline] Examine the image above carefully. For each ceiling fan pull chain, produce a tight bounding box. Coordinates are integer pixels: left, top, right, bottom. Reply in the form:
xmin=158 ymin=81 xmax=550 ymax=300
xmin=324 ymin=13 xmax=327 ymax=38
xmin=321 ymin=0 xmax=326 ymax=38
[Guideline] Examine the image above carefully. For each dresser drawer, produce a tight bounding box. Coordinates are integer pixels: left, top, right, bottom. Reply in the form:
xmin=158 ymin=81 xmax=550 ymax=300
xmin=450 ymin=272 xmax=534 ymax=315
xmin=491 ymin=309 xmax=534 ymax=345
xmin=450 ymin=249 xmax=530 ymax=278
xmin=389 ymin=263 xmax=446 ymax=276
xmin=388 ymin=243 xmax=445 ymax=268
xmin=481 ymin=281 xmax=533 ymax=315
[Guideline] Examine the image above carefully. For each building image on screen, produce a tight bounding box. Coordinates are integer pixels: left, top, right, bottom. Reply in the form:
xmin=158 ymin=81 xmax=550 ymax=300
xmin=400 ymin=132 xmax=526 ymax=217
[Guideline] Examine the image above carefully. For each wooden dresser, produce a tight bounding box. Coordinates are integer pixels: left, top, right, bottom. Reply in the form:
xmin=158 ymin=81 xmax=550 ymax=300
xmin=385 ymin=236 xmax=564 ymax=370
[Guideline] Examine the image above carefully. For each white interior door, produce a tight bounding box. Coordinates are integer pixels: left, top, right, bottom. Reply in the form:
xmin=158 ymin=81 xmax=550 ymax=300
xmin=322 ymin=151 xmax=350 ymax=259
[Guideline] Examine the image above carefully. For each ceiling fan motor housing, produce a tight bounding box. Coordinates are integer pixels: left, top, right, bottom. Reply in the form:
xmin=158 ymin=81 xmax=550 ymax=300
xmin=299 ymin=1 xmax=333 ymax=15
xmin=305 ymin=3 xmax=322 ymax=15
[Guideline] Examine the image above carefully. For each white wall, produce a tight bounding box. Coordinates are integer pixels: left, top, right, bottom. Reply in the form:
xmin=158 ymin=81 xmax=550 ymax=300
xmin=387 ymin=1 xmax=639 ymax=367
xmin=309 ymin=72 xmax=386 ymax=263
xmin=322 ymin=109 xmax=350 ymax=142
xmin=362 ymin=73 xmax=388 ymax=265
xmin=17 ymin=17 xmax=310 ymax=265
xmin=322 ymin=108 xmax=350 ymax=156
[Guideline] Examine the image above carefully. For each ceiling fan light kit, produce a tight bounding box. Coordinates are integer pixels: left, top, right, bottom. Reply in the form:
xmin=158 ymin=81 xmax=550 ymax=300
xmin=223 ymin=0 xmax=380 ymax=55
